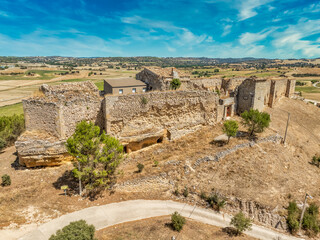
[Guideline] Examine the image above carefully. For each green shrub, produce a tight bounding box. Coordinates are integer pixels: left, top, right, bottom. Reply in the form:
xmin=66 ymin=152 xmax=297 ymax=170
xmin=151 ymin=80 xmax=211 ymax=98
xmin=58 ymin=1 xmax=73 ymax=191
xmin=49 ymin=220 xmax=96 ymax=240
xmin=311 ymin=155 xmax=320 ymax=167
xmin=230 ymin=212 xmax=252 ymax=235
xmin=141 ymin=96 xmax=148 ymax=105
xmin=302 ymin=203 xmax=320 ymax=235
xmin=0 ymin=114 xmax=25 ymax=151
xmin=137 ymin=163 xmax=144 ymax=173
xmin=206 ymin=193 xmax=226 ymax=211
xmin=171 ymin=211 xmax=186 ymax=232
xmin=153 ymin=160 xmax=159 ymax=167
xmin=287 ymin=201 xmax=300 ymax=234
xmin=183 ymin=187 xmax=189 ymax=198
xmin=170 ymin=78 xmax=181 ymax=90
xmin=173 ymin=188 xmax=179 ymax=196
xmin=1 ymin=174 xmax=11 ymax=186
xmin=222 ymin=120 xmax=239 ymax=144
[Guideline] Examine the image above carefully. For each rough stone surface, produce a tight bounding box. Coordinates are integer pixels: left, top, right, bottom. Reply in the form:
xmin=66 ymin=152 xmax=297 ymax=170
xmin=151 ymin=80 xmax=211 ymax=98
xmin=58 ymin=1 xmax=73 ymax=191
xmin=104 ymin=91 xmax=220 ymax=149
xmin=15 ymin=131 xmax=72 ymax=167
xmin=193 ymin=134 xmax=283 ymax=168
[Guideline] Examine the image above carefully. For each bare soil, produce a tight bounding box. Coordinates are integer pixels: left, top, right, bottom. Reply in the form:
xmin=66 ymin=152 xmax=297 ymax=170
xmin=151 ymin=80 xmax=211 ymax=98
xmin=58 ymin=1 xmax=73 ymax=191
xmin=95 ymin=216 xmax=257 ymax=240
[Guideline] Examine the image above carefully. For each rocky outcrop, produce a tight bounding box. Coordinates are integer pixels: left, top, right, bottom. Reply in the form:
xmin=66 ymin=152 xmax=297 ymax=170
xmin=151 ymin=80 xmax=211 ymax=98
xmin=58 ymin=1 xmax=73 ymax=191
xmin=15 ymin=131 xmax=72 ymax=167
xmin=226 ymin=197 xmax=287 ymax=231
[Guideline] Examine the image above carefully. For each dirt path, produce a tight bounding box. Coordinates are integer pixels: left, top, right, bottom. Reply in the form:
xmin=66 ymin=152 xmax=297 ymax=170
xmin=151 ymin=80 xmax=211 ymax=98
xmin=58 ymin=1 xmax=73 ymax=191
xmin=16 ymin=200 xmax=303 ymax=240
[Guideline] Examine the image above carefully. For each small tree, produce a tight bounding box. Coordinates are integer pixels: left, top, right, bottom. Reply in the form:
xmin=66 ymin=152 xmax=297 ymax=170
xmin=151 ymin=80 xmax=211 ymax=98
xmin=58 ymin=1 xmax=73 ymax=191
xmin=170 ymin=78 xmax=181 ymax=90
xmin=1 ymin=174 xmax=11 ymax=186
xmin=137 ymin=163 xmax=144 ymax=173
xmin=230 ymin=212 xmax=252 ymax=236
xmin=214 ymin=68 xmax=219 ymax=73
xmin=66 ymin=121 xmax=124 ymax=197
xmin=171 ymin=211 xmax=186 ymax=232
xmin=241 ymin=109 xmax=270 ymax=136
xmin=49 ymin=220 xmax=96 ymax=240
xmin=222 ymin=120 xmax=238 ymax=144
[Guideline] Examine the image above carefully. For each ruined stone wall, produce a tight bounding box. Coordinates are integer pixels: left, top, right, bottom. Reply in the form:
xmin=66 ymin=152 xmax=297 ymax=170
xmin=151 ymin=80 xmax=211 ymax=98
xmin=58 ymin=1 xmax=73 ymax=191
xmin=136 ymin=68 xmax=165 ymax=91
xmin=182 ymin=78 xmax=222 ymax=91
xmin=16 ymin=81 xmax=103 ymax=167
xmin=286 ymin=79 xmax=296 ymax=97
xmin=237 ymin=79 xmax=256 ymax=114
xmin=23 ymin=99 xmax=61 ymax=138
xmin=221 ymin=77 xmax=246 ymax=93
xmin=60 ymin=97 xmax=102 ymax=139
xmin=253 ymin=80 xmax=271 ymax=111
xmin=104 ymin=91 xmax=219 ymax=151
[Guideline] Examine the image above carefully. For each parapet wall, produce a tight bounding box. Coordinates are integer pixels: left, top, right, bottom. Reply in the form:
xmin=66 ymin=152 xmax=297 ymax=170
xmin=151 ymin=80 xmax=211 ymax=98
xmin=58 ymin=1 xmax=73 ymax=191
xmin=104 ymin=91 xmax=220 ymax=152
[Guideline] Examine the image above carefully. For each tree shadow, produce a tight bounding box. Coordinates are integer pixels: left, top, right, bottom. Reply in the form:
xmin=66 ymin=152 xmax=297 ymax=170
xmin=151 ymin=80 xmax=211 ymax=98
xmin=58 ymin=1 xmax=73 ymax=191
xmin=52 ymin=170 xmax=79 ymax=196
xmin=222 ymin=227 xmax=240 ymax=236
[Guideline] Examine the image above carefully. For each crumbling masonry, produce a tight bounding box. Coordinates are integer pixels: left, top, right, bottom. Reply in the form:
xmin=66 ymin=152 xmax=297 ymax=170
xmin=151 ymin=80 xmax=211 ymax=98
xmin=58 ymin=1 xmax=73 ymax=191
xmin=15 ymin=69 xmax=296 ymax=167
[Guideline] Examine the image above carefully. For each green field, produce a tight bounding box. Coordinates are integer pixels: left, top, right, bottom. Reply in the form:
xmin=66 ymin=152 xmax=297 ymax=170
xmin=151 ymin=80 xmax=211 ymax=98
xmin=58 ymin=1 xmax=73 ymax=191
xmin=295 ymin=86 xmax=320 ymax=93
xmin=0 ymin=70 xmax=69 ymax=81
xmin=0 ymin=102 xmax=23 ymax=116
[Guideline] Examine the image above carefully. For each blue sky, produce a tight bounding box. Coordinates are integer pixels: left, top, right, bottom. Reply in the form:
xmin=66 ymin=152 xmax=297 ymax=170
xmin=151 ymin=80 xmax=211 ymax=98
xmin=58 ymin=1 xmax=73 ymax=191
xmin=0 ymin=0 xmax=319 ymax=58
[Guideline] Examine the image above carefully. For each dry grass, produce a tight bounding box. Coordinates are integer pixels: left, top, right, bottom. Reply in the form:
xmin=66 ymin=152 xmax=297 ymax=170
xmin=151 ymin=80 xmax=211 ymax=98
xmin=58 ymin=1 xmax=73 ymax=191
xmin=95 ymin=216 xmax=257 ymax=240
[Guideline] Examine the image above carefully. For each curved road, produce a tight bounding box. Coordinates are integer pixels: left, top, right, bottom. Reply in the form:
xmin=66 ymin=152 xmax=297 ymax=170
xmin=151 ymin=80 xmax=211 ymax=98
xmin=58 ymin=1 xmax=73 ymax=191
xmin=19 ymin=200 xmax=303 ymax=240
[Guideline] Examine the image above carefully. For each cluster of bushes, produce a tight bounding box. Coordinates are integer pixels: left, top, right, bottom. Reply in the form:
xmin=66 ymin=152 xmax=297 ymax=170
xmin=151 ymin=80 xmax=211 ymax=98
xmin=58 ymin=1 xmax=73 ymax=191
xmin=0 ymin=114 xmax=25 ymax=151
xmin=293 ymin=73 xmax=320 ymax=77
xmin=296 ymin=81 xmax=307 ymax=86
xmin=173 ymin=186 xmax=189 ymax=198
xmin=200 ymin=191 xmax=226 ymax=211
xmin=191 ymin=70 xmax=219 ymax=78
xmin=287 ymin=201 xmax=320 ymax=236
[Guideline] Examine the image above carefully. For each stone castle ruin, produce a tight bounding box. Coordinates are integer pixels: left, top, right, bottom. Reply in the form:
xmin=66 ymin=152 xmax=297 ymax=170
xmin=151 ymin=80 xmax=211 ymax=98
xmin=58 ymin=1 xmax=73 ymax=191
xmin=15 ymin=68 xmax=296 ymax=167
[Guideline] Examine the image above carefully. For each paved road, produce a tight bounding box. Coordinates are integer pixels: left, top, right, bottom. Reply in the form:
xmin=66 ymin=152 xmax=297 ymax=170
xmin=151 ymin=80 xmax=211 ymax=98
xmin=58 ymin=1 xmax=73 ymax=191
xmin=19 ymin=200 xmax=303 ymax=240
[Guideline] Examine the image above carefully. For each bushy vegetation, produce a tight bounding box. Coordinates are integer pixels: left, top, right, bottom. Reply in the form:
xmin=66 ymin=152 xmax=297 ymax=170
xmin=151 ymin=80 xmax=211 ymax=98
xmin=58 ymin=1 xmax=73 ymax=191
xmin=171 ymin=211 xmax=186 ymax=232
xmin=287 ymin=201 xmax=320 ymax=235
xmin=296 ymin=81 xmax=307 ymax=86
xmin=170 ymin=78 xmax=181 ymax=90
xmin=49 ymin=220 xmax=96 ymax=240
xmin=1 ymin=174 xmax=11 ymax=186
xmin=222 ymin=120 xmax=238 ymax=144
xmin=287 ymin=201 xmax=300 ymax=234
xmin=293 ymin=73 xmax=320 ymax=77
xmin=137 ymin=163 xmax=144 ymax=173
xmin=200 ymin=191 xmax=226 ymax=211
xmin=241 ymin=109 xmax=270 ymax=136
xmin=0 ymin=114 xmax=25 ymax=151
xmin=311 ymin=155 xmax=320 ymax=168
xmin=230 ymin=212 xmax=252 ymax=235
xmin=66 ymin=121 xmax=124 ymax=197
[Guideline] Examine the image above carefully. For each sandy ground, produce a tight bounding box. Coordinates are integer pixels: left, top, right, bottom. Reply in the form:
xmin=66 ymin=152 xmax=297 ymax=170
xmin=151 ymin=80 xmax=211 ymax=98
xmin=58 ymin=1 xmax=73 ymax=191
xmin=96 ymin=216 xmax=257 ymax=240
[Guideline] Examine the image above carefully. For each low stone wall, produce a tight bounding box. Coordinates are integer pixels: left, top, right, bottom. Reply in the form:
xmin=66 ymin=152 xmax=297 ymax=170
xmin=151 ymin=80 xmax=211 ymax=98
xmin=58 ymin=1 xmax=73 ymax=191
xmin=104 ymin=90 xmax=220 ymax=152
xmin=193 ymin=134 xmax=282 ymax=168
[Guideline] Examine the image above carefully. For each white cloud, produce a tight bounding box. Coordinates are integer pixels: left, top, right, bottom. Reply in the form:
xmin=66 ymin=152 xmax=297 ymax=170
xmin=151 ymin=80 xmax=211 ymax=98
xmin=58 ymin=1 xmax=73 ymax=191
xmin=239 ymin=28 xmax=275 ymax=45
xmin=0 ymin=30 xmax=122 ymax=57
xmin=237 ymin=0 xmax=274 ymax=21
xmin=221 ymin=25 xmax=232 ymax=37
xmin=273 ymin=19 xmax=320 ymax=57
xmin=121 ymin=15 xmax=213 ymax=48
